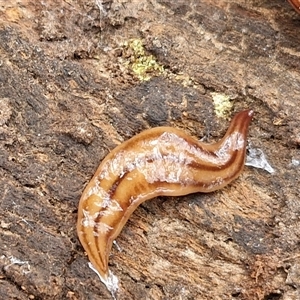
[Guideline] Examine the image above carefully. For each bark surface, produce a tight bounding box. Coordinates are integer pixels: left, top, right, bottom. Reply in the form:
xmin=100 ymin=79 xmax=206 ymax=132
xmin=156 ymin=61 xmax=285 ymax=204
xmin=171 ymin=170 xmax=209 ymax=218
xmin=0 ymin=1 xmax=300 ymax=299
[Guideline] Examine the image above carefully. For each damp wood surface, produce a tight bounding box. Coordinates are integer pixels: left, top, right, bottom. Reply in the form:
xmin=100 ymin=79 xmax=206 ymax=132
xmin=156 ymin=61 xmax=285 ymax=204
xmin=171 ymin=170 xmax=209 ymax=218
xmin=0 ymin=1 xmax=300 ymax=300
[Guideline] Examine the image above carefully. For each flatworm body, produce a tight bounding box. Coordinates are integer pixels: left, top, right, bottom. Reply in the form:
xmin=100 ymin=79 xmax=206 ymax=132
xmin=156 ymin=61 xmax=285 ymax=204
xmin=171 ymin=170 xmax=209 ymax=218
xmin=77 ymin=110 xmax=253 ymax=289
xmin=288 ymin=0 xmax=300 ymax=14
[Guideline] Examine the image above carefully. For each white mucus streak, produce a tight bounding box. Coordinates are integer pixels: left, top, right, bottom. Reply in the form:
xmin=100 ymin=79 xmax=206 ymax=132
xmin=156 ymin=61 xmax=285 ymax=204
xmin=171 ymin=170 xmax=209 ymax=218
xmin=82 ymin=209 xmax=98 ymax=227
xmin=95 ymin=222 xmax=113 ymax=235
xmin=88 ymin=262 xmax=119 ymax=300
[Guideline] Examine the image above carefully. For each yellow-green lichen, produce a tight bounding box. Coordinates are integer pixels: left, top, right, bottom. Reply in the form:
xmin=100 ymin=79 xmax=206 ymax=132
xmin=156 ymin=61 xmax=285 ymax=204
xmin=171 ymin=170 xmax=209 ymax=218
xmin=211 ymin=92 xmax=233 ymax=119
xmin=124 ymin=39 xmax=164 ymax=81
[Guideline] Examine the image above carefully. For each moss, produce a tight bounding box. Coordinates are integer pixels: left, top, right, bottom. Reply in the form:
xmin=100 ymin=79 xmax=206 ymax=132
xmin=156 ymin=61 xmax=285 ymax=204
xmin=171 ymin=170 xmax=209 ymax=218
xmin=124 ymin=39 xmax=164 ymax=81
xmin=211 ymin=92 xmax=233 ymax=119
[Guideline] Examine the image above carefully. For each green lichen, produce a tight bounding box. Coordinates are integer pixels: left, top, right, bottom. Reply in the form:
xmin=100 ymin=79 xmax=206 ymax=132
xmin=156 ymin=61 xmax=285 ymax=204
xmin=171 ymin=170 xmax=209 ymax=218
xmin=124 ymin=39 xmax=164 ymax=81
xmin=211 ymin=92 xmax=233 ymax=119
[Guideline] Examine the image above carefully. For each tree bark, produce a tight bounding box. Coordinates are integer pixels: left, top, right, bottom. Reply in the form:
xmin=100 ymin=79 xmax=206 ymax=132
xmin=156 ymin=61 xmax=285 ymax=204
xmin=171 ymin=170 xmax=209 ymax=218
xmin=0 ymin=1 xmax=300 ymax=299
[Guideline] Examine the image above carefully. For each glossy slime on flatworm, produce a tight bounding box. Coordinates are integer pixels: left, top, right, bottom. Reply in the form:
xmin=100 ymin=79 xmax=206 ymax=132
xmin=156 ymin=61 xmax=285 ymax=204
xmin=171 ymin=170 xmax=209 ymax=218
xmin=77 ymin=109 xmax=253 ymax=292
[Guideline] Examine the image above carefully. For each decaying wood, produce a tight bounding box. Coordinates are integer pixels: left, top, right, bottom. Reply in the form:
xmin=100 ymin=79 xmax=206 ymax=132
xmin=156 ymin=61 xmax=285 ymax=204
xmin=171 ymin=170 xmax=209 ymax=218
xmin=0 ymin=1 xmax=300 ymax=299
